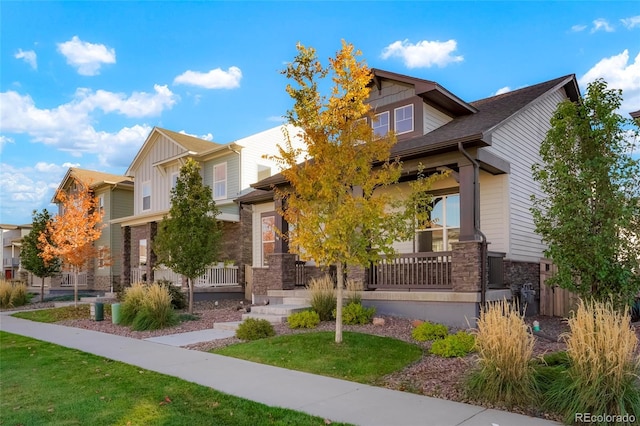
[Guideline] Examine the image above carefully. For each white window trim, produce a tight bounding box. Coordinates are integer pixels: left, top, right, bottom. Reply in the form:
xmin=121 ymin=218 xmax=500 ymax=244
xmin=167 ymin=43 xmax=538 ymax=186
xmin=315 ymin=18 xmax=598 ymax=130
xmin=394 ymin=104 xmax=414 ymax=135
xmin=372 ymin=111 xmax=390 ymax=137
xmin=142 ymin=181 xmax=151 ymax=211
xmin=98 ymin=194 xmax=105 ymax=214
xmin=97 ymin=246 xmax=106 ymax=269
xmin=170 ymin=172 xmax=179 ymax=190
xmin=213 ymin=162 xmax=227 ymax=201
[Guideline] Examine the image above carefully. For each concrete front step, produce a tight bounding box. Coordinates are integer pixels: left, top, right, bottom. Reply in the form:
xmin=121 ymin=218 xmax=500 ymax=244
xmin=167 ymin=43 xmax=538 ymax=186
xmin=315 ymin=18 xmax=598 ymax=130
xmin=213 ymin=321 xmax=242 ymax=331
xmin=250 ymin=304 xmax=310 ymax=316
xmin=282 ymin=297 xmax=310 ymax=305
xmin=242 ymin=313 xmax=289 ymax=324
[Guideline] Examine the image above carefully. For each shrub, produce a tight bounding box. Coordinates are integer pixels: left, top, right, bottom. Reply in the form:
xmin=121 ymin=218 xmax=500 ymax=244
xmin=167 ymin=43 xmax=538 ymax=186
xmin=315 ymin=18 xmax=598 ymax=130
xmin=119 ymin=283 xmax=148 ymax=326
xmin=431 ymin=331 xmax=475 ymax=357
xmin=411 ymin=321 xmax=448 ymax=341
xmin=131 ymin=283 xmax=178 ymax=331
xmin=156 ymin=279 xmax=186 ymax=310
xmin=307 ymin=275 xmax=336 ymax=321
xmin=9 ymin=284 xmax=29 ymax=307
xmin=466 ymin=299 xmax=537 ymax=407
xmin=543 ymin=299 xmax=640 ymax=424
xmin=236 ymin=318 xmax=275 ymax=341
xmin=287 ymin=310 xmax=320 ymax=329
xmin=335 ymin=302 xmax=376 ymax=325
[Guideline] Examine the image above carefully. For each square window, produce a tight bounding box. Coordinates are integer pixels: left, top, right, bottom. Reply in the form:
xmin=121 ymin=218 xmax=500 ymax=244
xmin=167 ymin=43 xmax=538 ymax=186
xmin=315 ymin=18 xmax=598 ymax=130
xmin=372 ymin=111 xmax=389 ymax=137
xmin=394 ymin=104 xmax=414 ymax=135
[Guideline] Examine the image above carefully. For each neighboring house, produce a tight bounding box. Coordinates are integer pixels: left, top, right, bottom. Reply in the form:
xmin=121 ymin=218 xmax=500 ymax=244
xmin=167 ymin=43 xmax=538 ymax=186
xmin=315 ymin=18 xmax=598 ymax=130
xmin=114 ymin=125 xmax=302 ymax=297
xmin=50 ymin=168 xmax=134 ymax=293
xmin=631 ymin=110 xmax=640 ymax=123
xmin=1 ymin=224 xmax=32 ymax=281
xmin=238 ymin=69 xmax=580 ymax=326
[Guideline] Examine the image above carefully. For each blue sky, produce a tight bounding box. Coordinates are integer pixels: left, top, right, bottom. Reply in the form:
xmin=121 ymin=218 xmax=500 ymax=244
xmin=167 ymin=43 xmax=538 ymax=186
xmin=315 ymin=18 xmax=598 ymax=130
xmin=1 ymin=1 xmax=639 ymax=225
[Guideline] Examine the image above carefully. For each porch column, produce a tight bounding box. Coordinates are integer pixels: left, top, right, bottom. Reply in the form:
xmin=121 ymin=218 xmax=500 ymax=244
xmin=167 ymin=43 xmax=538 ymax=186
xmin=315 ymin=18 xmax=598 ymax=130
xmin=122 ymin=225 xmax=131 ymax=289
xmin=451 ymin=241 xmax=483 ymax=292
xmin=274 ymin=197 xmax=289 ymax=254
xmin=458 ymin=162 xmax=479 ymax=241
xmin=148 ymin=222 xmax=158 ymax=282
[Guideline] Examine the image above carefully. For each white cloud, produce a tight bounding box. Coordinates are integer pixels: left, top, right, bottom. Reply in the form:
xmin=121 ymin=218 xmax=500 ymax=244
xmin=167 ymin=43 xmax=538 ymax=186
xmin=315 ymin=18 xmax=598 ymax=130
xmin=621 ymin=16 xmax=640 ymax=29
xmin=579 ymin=49 xmax=640 ymax=114
xmin=57 ymin=36 xmax=116 ymax=76
xmin=174 ymin=66 xmax=242 ymax=89
xmin=571 ymin=24 xmax=587 ymax=32
xmin=380 ymin=39 xmax=463 ymax=68
xmin=15 ymin=49 xmax=37 ymax=70
xmin=493 ymin=86 xmax=511 ymax=96
xmin=0 ymin=135 xmax=14 ymax=154
xmin=0 ymin=85 xmax=173 ymax=167
xmin=591 ymin=18 xmax=614 ymax=33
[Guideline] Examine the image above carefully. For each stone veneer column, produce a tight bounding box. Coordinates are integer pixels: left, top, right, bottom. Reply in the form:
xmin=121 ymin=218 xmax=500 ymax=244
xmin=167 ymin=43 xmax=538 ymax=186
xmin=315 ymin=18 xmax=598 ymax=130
xmin=451 ymin=241 xmax=483 ymax=292
xmin=148 ymin=222 xmax=158 ymax=282
xmin=252 ymin=253 xmax=297 ymax=296
xmin=122 ymin=225 xmax=131 ymax=288
xmin=346 ymin=265 xmax=366 ymax=287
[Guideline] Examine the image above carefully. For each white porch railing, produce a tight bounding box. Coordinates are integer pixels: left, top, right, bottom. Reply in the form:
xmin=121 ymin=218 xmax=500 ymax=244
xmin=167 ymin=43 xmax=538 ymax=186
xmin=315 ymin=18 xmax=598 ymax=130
xmin=60 ymin=272 xmax=88 ymax=287
xmin=195 ymin=265 xmax=238 ymax=288
xmin=154 ymin=266 xmax=183 ymax=286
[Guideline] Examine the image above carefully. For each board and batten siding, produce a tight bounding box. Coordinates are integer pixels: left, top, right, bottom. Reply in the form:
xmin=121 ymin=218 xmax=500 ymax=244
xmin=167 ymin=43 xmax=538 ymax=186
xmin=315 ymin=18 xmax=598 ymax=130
xmin=482 ymin=88 xmax=567 ymax=262
xmin=109 ymin=188 xmax=133 ymax=276
xmin=131 ymin=134 xmax=190 ymax=215
xmin=251 ymin=202 xmax=275 ymax=267
xmin=423 ymin=103 xmax=453 ymax=133
xmin=368 ymin=81 xmax=414 ymax=110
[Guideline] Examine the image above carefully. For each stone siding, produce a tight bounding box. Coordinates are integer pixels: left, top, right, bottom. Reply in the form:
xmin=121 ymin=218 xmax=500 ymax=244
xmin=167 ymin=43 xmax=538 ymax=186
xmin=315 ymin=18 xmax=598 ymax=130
xmin=252 ymin=253 xmax=297 ymax=296
xmin=451 ymin=241 xmax=483 ymax=292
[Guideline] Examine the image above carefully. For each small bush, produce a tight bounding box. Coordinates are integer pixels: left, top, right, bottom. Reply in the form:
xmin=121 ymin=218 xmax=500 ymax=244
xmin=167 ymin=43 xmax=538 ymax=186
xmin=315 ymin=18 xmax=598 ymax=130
xmin=411 ymin=321 xmax=448 ymax=341
xmin=0 ymin=281 xmax=29 ymax=308
xmin=119 ymin=283 xmax=148 ymax=326
xmin=156 ymin=279 xmax=186 ymax=310
xmin=431 ymin=331 xmax=475 ymax=357
xmin=307 ymin=275 xmax=336 ymax=321
xmin=543 ymin=299 xmax=640 ymax=424
xmin=335 ymin=302 xmax=376 ymax=325
xmin=466 ymin=298 xmax=537 ymax=407
xmin=236 ymin=318 xmax=275 ymax=341
xmin=131 ymin=283 xmax=178 ymax=331
xmin=287 ymin=310 xmax=320 ymax=329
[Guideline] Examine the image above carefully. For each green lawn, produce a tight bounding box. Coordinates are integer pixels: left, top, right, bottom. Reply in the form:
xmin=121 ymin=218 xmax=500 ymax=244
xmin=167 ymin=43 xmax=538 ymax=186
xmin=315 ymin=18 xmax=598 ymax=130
xmin=214 ymin=331 xmax=423 ymax=384
xmin=0 ymin=331 xmax=350 ymax=426
xmin=12 ymin=304 xmax=112 ymax=322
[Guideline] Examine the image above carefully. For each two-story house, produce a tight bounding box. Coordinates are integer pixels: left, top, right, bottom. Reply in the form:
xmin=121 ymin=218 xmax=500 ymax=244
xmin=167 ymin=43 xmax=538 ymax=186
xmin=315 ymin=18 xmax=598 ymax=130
xmin=114 ymin=125 xmax=302 ymax=299
xmin=50 ymin=168 xmax=134 ymax=294
xmin=239 ymin=69 xmax=580 ymax=327
xmin=1 ymin=224 xmax=32 ymax=281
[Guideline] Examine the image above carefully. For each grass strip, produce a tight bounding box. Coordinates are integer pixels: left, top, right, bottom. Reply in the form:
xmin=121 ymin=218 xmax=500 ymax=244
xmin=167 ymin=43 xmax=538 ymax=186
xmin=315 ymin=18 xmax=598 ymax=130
xmin=0 ymin=331 xmax=350 ymax=426
xmin=214 ymin=331 xmax=423 ymax=384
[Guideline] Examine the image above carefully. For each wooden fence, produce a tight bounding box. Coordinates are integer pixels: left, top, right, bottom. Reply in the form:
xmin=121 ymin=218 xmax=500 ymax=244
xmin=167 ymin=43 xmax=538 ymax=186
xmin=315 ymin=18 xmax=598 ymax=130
xmin=539 ymin=259 xmax=579 ymax=317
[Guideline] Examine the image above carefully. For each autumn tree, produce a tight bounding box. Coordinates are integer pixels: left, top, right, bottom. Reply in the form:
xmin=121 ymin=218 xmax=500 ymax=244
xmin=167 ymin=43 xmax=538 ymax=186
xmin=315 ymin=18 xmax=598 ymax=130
xmin=153 ymin=158 xmax=223 ymax=314
xmin=21 ymin=209 xmax=61 ymax=302
xmin=39 ymin=180 xmax=105 ymax=306
xmin=272 ymin=41 xmax=441 ymax=343
xmin=532 ymin=79 xmax=640 ymax=308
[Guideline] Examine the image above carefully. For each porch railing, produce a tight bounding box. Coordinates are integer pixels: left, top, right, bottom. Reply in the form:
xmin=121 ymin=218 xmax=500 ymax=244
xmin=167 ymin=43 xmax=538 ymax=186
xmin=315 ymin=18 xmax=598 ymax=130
xmin=60 ymin=272 xmax=88 ymax=287
xmin=195 ymin=265 xmax=238 ymax=288
xmin=131 ymin=267 xmax=147 ymax=284
xmin=366 ymin=252 xmax=452 ymax=290
xmin=295 ymin=260 xmax=306 ymax=287
xmin=154 ymin=266 xmax=183 ymax=286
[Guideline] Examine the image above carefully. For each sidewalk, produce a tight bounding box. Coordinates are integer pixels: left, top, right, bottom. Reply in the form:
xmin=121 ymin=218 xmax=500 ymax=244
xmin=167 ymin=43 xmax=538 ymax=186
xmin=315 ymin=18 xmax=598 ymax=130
xmin=0 ymin=312 xmax=561 ymax=426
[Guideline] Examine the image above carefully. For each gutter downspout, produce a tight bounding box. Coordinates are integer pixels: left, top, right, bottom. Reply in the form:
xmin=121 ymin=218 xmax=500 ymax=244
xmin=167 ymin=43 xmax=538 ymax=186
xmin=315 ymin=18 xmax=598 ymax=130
xmin=457 ymin=142 xmax=488 ymax=308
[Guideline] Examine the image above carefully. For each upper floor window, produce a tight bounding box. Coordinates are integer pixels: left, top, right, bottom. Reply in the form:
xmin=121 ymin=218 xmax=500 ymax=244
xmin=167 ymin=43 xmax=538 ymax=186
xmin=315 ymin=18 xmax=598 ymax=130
xmin=372 ymin=111 xmax=389 ymax=137
xmin=213 ymin=163 xmax=227 ymax=200
xmin=171 ymin=172 xmax=179 ymax=190
xmin=394 ymin=104 xmax=414 ymax=135
xmin=97 ymin=194 xmax=105 ymax=215
xmin=142 ymin=182 xmax=151 ymax=211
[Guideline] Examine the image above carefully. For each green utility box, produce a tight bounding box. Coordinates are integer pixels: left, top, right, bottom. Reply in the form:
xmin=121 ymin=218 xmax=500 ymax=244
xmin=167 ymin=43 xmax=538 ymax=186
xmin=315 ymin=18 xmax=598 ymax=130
xmin=111 ymin=303 xmax=121 ymax=324
xmin=90 ymin=302 xmax=104 ymax=321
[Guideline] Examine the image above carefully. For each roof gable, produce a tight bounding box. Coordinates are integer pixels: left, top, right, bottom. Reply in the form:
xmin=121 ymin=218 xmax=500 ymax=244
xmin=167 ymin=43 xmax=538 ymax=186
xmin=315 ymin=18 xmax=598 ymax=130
xmin=53 ymin=167 xmax=133 ymax=202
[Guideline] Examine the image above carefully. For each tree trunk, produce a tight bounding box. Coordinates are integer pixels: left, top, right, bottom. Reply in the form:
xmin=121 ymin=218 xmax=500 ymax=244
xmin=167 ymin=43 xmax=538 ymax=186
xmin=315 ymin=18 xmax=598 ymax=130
xmin=73 ymin=269 xmax=78 ymax=308
xmin=335 ymin=262 xmax=344 ymax=343
xmin=188 ymin=277 xmax=194 ymax=314
xmin=40 ymin=276 xmax=45 ymax=302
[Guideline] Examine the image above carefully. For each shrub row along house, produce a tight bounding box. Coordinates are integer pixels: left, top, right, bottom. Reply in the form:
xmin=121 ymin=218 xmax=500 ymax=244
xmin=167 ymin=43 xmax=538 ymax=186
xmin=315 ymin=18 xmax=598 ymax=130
xmin=14 ymin=69 xmax=583 ymax=325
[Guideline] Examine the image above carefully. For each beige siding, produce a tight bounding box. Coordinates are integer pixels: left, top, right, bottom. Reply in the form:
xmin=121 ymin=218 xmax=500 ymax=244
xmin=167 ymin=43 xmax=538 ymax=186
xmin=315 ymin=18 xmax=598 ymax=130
xmin=423 ymin=103 xmax=453 ymax=134
xmin=482 ymin=88 xmax=567 ymax=262
xmin=203 ymin=153 xmax=240 ymax=203
xmin=251 ymin=202 xmax=275 ymax=266
xmin=368 ymin=81 xmax=414 ymax=110
xmin=109 ymin=188 xmax=133 ymax=276
xmin=131 ymin=135 xmax=187 ymax=215
xmin=479 ymin=172 xmax=509 ymax=254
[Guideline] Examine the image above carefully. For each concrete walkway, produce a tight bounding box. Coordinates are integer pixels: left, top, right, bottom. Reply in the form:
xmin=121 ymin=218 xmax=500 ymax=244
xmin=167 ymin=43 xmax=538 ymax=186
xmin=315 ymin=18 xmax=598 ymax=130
xmin=0 ymin=313 xmax=561 ymax=426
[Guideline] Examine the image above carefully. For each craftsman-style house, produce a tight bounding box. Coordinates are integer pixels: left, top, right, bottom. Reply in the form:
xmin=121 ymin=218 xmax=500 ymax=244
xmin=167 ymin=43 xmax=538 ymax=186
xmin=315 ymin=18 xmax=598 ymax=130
xmin=238 ymin=69 xmax=580 ymax=326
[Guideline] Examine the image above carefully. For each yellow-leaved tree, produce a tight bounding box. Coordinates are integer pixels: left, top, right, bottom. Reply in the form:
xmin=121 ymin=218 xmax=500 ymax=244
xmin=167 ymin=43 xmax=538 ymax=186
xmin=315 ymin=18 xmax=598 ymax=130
xmin=39 ymin=179 xmax=105 ymax=307
xmin=271 ymin=41 xmax=443 ymax=343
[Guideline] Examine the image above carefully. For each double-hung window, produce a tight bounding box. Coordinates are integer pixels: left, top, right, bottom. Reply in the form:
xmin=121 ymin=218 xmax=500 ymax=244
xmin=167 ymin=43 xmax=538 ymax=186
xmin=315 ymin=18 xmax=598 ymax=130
xmin=416 ymin=194 xmax=460 ymax=252
xmin=142 ymin=182 xmax=151 ymax=211
xmin=261 ymin=214 xmax=276 ymax=266
xmin=171 ymin=172 xmax=179 ymax=190
xmin=97 ymin=194 xmax=105 ymax=214
xmin=372 ymin=111 xmax=389 ymax=137
xmin=213 ymin=163 xmax=227 ymax=200
xmin=394 ymin=104 xmax=414 ymax=135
